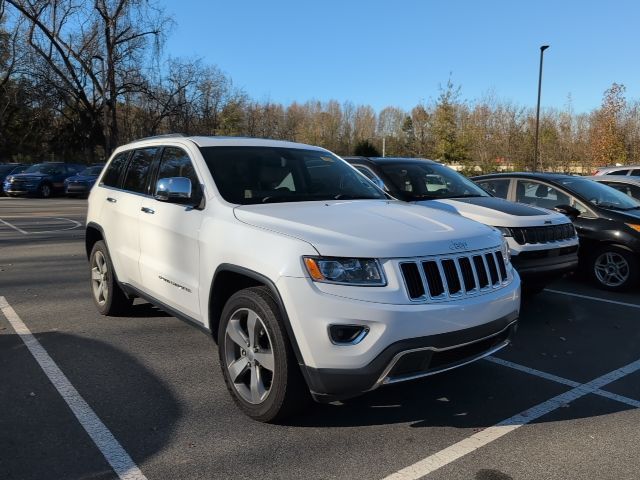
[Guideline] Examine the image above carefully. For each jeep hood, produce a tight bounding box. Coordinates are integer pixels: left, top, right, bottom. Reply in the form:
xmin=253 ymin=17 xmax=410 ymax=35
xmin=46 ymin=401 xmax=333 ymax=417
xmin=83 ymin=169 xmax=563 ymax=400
xmin=233 ymin=200 xmax=501 ymax=258
xmin=416 ymin=196 xmax=572 ymax=227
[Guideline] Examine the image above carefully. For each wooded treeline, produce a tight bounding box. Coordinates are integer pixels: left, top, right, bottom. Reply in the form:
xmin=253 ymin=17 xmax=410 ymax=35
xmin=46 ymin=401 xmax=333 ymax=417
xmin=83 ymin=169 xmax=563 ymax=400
xmin=1 ymin=0 xmax=639 ymax=173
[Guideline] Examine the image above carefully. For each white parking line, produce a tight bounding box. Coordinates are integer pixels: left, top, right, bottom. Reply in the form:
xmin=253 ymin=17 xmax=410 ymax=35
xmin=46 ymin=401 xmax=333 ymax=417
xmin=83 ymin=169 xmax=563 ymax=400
xmin=0 ymin=297 xmax=147 ymax=480
xmin=382 ymin=358 xmax=640 ymax=480
xmin=486 ymin=356 xmax=640 ymax=408
xmin=0 ymin=217 xmax=81 ymax=235
xmin=0 ymin=218 xmax=28 ymax=234
xmin=544 ymin=289 xmax=640 ymax=309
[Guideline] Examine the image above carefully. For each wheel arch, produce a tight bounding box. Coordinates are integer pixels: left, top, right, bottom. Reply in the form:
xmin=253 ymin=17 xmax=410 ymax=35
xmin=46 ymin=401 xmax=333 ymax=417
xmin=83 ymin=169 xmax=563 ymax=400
xmin=85 ymin=222 xmax=106 ymax=259
xmin=591 ymin=241 xmax=636 ymax=256
xmin=209 ymin=264 xmax=307 ymax=369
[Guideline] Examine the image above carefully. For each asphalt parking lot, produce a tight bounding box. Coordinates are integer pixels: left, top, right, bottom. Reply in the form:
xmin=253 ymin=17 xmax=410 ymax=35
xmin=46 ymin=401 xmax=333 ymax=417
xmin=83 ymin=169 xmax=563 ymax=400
xmin=2 ymin=197 xmax=640 ymax=480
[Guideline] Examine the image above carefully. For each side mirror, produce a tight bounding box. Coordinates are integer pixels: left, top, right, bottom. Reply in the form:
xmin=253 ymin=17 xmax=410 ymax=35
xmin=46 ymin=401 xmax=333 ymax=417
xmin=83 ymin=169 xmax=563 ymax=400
xmin=155 ymin=177 xmax=193 ymax=203
xmin=554 ymin=204 xmax=580 ymax=221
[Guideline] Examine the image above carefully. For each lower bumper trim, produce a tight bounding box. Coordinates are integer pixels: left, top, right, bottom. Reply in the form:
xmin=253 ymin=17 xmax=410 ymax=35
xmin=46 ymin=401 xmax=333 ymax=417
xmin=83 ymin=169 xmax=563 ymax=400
xmin=304 ymin=311 xmax=519 ymax=402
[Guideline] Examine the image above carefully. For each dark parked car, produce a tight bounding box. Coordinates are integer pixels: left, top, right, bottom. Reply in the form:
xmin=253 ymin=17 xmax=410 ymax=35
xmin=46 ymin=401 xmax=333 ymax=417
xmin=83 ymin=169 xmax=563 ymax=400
xmin=0 ymin=163 xmax=27 ymax=195
xmin=64 ymin=164 xmax=105 ymax=197
xmin=3 ymin=162 xmax=85 ymax=198
xmin=473 ymin=172 xmax=640 ymax=291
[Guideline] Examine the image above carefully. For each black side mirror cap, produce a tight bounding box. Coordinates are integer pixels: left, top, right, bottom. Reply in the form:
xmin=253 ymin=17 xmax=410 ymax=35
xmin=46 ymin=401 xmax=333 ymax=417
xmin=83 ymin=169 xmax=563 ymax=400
xmin=554 ymin=204 xmax=580 ymax=221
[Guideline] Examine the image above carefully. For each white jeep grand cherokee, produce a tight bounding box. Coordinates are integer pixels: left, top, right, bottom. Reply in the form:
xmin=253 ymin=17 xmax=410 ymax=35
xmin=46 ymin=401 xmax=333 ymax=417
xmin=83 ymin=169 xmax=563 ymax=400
xmin=86 ymin=135 xmax=521 ymax=422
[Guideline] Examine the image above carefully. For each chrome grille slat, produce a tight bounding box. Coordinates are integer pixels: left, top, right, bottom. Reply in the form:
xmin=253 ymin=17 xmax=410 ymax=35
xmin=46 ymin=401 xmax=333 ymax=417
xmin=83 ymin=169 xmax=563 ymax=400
xmin=399 ymin=247 xmax=510 ymax=303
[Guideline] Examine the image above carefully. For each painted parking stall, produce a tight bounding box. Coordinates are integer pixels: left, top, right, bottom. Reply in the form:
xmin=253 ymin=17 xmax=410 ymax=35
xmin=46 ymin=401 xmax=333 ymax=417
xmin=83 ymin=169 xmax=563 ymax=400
xmin=2 ymin=197 xmax=640 ymax=480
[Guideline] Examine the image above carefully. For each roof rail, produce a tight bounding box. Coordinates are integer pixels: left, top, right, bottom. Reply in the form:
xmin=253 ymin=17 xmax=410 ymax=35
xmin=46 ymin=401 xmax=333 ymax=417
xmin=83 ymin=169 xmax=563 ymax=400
xmin=134 ymin=133 xmax=186 ymax=142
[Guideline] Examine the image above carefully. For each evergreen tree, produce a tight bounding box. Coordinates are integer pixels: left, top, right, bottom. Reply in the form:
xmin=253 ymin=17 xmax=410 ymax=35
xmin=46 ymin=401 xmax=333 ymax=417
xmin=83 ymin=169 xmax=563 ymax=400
xmin=353 ymin=139 xmax=380 ymax=157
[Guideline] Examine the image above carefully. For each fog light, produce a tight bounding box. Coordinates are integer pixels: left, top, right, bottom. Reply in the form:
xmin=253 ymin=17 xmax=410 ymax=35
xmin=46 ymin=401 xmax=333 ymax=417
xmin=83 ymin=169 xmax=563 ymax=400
xmin=329 ymin=324 xmax=369 ymax=345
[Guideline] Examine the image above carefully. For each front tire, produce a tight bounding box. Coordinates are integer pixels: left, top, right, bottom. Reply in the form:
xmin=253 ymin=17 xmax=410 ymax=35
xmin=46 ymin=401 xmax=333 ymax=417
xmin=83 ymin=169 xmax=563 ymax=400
xmin=39 ymin=183 xmax=52 ymax=198
xmin=218 ymin=286 xmax=308 ymax=422
xmin=89 ymin=240 xmax=133 ymax=315
xmin=590 ymin=246 xmax=638 ymax=291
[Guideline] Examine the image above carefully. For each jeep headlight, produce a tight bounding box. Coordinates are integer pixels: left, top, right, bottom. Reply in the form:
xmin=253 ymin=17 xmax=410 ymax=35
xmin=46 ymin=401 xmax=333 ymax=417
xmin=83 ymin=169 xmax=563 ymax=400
xmin=494 ymin=226 xmax=512 ymax=237
xmin=501 ymin=236 xmax=511 ymax=265
xmin=303 ymin=257 xmax=386 ymax=286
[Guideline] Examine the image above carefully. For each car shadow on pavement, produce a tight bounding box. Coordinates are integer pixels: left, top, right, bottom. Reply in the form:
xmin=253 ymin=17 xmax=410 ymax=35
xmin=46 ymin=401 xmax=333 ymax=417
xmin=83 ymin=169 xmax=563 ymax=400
xmin=0 ymin=331 xmax=181 ymax=480
xmin=284 ymin=357 xmax=633 ymax=429
xmin=120 ymin=301 xmax=171 ymax=318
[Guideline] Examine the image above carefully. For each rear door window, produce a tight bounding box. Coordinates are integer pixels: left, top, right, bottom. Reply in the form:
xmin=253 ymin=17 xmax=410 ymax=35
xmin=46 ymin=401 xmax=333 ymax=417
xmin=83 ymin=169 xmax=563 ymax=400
xmin=631 ymin=169 xmax=640 ymax=176
xmin=628 ymin=184 xmax=640 ymax=200
xmin=122 ymin=148 xmax=157 ymax=194
xmin=600 ymin=181 xmax=630 ymax=196
xmin=101 ymin=152 xmax=130 ymax=188
xmin=515 ymin=180 xmax=571 ymax=209
xmin=476 ymin=179 xmax=510 ymax=199
xmin=607 ymin=169 xmax=629 ymax=175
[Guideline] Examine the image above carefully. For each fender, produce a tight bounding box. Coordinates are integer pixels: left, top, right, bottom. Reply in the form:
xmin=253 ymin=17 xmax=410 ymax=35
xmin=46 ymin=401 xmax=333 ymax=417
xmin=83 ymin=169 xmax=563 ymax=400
xmin=210 ymin=264 xmax=308 ymax=372
xmin=85 ymin=221 xmax=107 ymax=259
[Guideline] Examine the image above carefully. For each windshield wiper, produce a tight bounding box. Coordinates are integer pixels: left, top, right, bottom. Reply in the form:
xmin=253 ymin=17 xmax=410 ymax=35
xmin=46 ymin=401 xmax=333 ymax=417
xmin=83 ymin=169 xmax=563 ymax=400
xmin=333 ymin=194 xmax=378 ymax=200
xmin=440 ymin=194 xmax=486 ymax=199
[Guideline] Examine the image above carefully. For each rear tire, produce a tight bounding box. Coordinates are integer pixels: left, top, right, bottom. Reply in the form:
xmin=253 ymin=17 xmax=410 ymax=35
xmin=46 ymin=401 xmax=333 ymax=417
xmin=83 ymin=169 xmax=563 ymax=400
xmin=89 ymin=240 xmax=133 ymax=315
xmin=218 ymin=286 xmax=309 ymax=422
xmin=590 ymin=246 xmax=638 ymax=292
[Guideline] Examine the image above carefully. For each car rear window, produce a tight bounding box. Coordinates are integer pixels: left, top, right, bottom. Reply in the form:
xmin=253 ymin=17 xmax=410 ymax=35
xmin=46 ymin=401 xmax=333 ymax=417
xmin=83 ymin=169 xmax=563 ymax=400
xmin=101 ymin=152 xmax=130 ymax=188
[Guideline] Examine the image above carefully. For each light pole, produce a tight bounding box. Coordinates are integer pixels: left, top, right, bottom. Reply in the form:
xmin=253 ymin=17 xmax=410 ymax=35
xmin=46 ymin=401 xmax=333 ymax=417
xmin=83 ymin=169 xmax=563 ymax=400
xmin=534 ymin=45 xmax=549 ymax=172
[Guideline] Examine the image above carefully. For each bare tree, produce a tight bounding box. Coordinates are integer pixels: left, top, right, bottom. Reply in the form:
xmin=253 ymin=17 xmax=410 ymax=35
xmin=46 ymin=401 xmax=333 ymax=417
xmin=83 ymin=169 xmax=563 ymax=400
xmin=6 ymin=0 xmax=170 ymax=155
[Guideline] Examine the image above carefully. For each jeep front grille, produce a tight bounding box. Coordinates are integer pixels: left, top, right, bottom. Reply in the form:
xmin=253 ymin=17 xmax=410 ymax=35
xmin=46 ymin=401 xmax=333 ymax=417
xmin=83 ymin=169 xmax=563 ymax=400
xmin=399 ymin=247 xmax=509 ymax=301
xmin=510 ymin=224 xmax=576 ymax=245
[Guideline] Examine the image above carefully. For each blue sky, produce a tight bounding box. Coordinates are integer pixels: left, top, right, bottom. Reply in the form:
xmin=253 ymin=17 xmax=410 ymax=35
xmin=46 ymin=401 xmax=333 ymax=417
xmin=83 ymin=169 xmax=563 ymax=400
xmin=164 ymin=0 xmax=640 ymax=113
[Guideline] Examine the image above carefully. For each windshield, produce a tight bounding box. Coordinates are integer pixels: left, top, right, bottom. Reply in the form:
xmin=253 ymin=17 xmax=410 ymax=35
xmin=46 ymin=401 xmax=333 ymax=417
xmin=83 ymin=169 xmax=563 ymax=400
xmin=24 ymin=164 xmax=62 ymax=174
xmin=200 ymin=146 xmax=386 ymax=205
xmin=378 ymin=161 xmax=488 ymax=200
xmin=559 ymin=177 xmax=640 ymax=210
xmin=79 ymin=166 xmax=103 ymax=176
xmin=0 ymin=165 xmax=18 ymax=175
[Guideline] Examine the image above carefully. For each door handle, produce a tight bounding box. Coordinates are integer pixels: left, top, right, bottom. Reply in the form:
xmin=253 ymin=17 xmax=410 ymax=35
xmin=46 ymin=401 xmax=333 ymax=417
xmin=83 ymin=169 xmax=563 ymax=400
xmin=106 ymin=197 xmax=117 ymax=203
xmin=141 ymin=207 xmax=155 ymax=214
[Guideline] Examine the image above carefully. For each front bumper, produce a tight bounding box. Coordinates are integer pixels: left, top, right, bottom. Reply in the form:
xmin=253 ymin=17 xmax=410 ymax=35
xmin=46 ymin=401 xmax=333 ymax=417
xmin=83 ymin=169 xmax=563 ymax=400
xmin=65 ymin=183 xmax=91 ymax=194
xmin=511 ymin=245 xmax=579 ymax=280
xmin=3 ymin=181 xmax=38 ymax=195
xmin=277 ymin=273 xmax=520 ymax=400
xmin=305 ymin=313 xmax=517 ymax=402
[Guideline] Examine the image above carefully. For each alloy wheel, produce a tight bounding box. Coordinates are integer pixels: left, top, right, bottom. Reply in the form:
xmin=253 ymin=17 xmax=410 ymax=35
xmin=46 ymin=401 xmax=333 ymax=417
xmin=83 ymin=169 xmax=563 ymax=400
xmin=594 ymin=251 xmax=630 ymax=288
xmin=224 ymin=308 xmax=275 ymax=405
xmin=91 ymin=251 xmax=109 ymax=306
